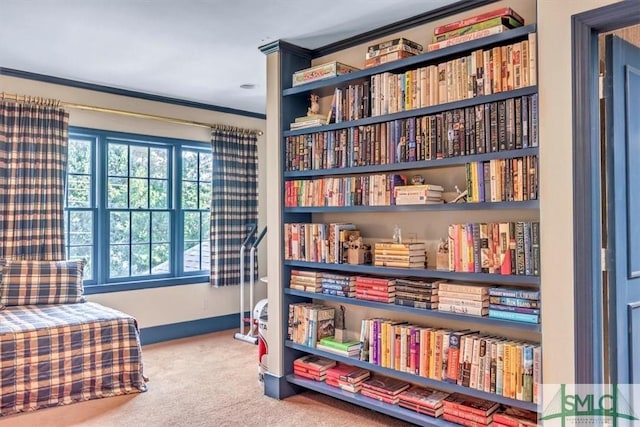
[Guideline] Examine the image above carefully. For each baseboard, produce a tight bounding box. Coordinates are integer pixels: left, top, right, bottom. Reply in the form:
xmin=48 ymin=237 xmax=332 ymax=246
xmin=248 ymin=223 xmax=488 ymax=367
xmin=263 ymin=372 xmax=302 ymax=399
xmin=140 ymin=312 xmax=249 ymax=345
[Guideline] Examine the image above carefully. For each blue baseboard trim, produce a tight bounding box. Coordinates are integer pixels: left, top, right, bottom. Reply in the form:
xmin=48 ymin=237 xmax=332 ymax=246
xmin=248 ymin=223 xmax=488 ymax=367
xmin=140 ymin=312 xmax=250 ymax=345
xmin=264 ymin=372 xmax=301 ymax=399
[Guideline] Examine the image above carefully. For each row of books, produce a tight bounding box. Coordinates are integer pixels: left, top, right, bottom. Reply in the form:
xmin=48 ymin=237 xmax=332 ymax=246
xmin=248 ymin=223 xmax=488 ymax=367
xmin=284 ymin=176 xmax=444 ymax=208
xmin=295 ymin=354 xmax=538 ymax=424
xmin=284 ymin=94 xmax=539 ymax=172
xmin=284 ymin=222 xmax=358 ymax=264
xmin=289 ymin=269 xmax=541 ymax=326
xmin=328 ymin=83 xmax=370 ymax=124
xmin=287 ymin=303 xmax=335 ymax=347
xmin=370 ymin=34 xmax=537 ymax=116
xmin=465 ymin=156 xmax=539 ymax=204
xmin=447 ymin=221 xmax=540 ymax=277
xmin=359 ymin=319 xmax=541 ymax=403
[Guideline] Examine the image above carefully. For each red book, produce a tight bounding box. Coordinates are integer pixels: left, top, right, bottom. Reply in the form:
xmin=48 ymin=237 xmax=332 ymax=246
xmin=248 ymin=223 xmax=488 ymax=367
xmin=442 ymin=393 xmax=500 ymax=417
xmin=355 ymin=276 xmax=396 ymax=286
xmin=293 ymin=368 xmax=325 ymax=381
xmin=443 ymin=412 xmax=492 ymax=427
xmin=398 ymin=385 xmax=450 ymax=409
xmin=433 ymin=7 xmax=525 ymax=35
xmin=493 ymin=407 xmax=539 ymax=426
xmin=361 ymin=375 xmax=411 ymax=396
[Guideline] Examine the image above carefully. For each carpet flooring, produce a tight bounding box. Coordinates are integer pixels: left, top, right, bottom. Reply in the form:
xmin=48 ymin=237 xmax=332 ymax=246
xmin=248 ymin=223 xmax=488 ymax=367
xmin=0 ymin=330 xmax=414 ymax=427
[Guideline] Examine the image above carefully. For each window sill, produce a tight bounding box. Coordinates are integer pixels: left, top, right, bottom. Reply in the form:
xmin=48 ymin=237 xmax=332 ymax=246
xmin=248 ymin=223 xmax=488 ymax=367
xmin=84 ymin=275 xmax=210 ymax=294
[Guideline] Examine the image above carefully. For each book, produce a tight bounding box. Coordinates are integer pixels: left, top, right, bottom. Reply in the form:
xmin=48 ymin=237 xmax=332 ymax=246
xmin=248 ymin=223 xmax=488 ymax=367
xmin=292 ymin=61 xmax=360 ymax=87
xmin=433 ymin=7 xmax=525 ymax=35
xmin=289 ymin=118 xmax=325 ymax=129
xmin=488 ymin=309 xmax=539 ymax=323
xmin=366 ymin=42 xmax=423 ymax=60
xmin=427 ymin=25 xmax=511 ymax=52
xmin=493 ymin=407 xmax=538 ymax=426
xmin=367 ymin=37 xmax=423 ymax=53
xmin=374 ymin=241 xmax=426 ymax=251
xmin=443 ymin=392 xmax=500 ymax=417
xmin=364 ymin=50 xmax=415 ymax=68
xmin=294 ymin=113 xmax=325 ymax=123
xmin=398 ymin=385 xmax=449 ymax=408
xmin=319 ymin=336 xmax=361 ymax=352
xmin=293 ymin=354 xmax=337 ymax=371
xmin=433 ymin=15 xmax=523 ymax=42
xmin=361 ymin=375 xmax=411 ymax=396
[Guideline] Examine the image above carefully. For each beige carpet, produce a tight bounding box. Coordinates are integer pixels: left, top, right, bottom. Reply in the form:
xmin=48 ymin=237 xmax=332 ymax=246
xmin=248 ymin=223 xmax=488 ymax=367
xmin=0 ymin=330 xmax=414 ymax=427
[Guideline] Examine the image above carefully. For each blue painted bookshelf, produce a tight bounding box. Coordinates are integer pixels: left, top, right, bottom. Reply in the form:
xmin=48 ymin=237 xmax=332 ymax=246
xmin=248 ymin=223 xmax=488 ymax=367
xmin=268 ymin=9 xmax=541 ymax=426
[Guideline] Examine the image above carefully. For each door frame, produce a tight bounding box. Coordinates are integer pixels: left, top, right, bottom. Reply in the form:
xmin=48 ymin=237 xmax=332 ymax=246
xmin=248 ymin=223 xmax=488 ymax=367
xmin=573 ymin=1 xmax=640 ymax=384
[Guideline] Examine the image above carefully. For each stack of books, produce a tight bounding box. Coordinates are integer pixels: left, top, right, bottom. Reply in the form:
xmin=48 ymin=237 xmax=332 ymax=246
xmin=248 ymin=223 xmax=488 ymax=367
xmin=360 ymin=375 xmax=411 ymax=404
xmin=325 ymin=363 xmax=370 ymax=393
xmin=442 ymin=393 xmax=500 ymax=426
xmin=437 ymin=282 xmax=490 ymax=316
xmin=394 ymin=278 xmax=442 ymax=310
xmin=365 ymin=37 xmax=423 ymax=69
xmin=373 ymin=241 xmax=427 ymax=268
xmin=290 ymin=113 xmax=327 ymax=130
xmin=488 ymin=287 xmax=540 ymax=324
xmin=393 ymin=184 xmax=444 ymax=205
xmin=427 ymin=7 xmax=525 ymax=52
xmin=320 ymin=272 xmax=356 ymax=298
xmin=397 ymin=386 xmax=450 ymax=418
xmin=293 ymin=354 xmax=336 ymax=381
xmin=316 ymin=336 xmax=362 ymax=358
xmin=355 ymin=276 xmax=396 ymax=303
xmin=493 ymin=406 xmax=539 ymax=427
xmin=289 ymin=269 xmax=323 ymax=293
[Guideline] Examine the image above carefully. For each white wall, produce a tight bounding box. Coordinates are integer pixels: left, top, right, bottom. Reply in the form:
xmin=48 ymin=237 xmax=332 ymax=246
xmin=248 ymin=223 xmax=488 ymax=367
xmin=537 ymin=0 xmax=622 ymax=385
xmin=0 ymin=74 xmax=267 ymax=329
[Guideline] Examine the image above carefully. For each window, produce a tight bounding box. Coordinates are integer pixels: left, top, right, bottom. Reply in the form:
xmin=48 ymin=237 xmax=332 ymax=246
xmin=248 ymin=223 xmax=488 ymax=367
xmin=65 ymin=128 xmax=211 ymax=292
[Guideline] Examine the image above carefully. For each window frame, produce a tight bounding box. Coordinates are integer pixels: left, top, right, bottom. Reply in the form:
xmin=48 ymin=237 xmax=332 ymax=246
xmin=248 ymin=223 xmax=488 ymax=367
xmin=67 ymin=127 xmax=211 ymax=295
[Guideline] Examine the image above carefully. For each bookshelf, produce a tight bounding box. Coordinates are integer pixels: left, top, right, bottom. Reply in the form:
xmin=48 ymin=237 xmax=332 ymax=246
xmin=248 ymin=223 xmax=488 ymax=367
xmin=263 ymin=3 xmax=540 ymax=425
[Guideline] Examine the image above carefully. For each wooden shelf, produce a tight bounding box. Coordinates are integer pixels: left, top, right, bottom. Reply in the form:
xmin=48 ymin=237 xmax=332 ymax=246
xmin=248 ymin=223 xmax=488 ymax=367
xmin=285 ymin=147 xmax=539 ymax=178
xmin=283 ymin=25 xmax=537 ymax=96
xmin=284 ymin=260 xmax=540 ymax=286
xmin=285 ymin=341 xmax=539 ymax=413
xmin=284 ymin=288 xmax=541 ymax=333
xmin=286 ymin=374 xmax=459 ymax=427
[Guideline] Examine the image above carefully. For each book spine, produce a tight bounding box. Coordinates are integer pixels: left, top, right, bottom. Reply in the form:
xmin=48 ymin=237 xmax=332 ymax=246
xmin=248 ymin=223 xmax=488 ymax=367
xmin=489 ymin=309 xmax=539 ymax=323
xmin=439 ymin=282 xmax=488 ymax=295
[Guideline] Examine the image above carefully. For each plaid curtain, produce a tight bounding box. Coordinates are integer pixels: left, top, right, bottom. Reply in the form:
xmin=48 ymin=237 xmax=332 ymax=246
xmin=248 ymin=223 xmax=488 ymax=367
xmin=210 ymin=129 xmax=258 ymax=287
xmin=0 ymin=100 xmax=69 ymax=261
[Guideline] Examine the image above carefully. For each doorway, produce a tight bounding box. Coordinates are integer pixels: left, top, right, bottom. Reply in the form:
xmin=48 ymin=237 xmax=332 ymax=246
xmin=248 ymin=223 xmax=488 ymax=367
xmin=573 ymin=4 xmax=640 ymax=384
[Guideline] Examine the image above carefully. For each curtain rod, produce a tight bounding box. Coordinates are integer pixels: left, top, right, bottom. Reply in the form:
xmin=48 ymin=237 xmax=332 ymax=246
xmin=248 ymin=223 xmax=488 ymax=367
xmin=0 ymin=92 xmax=264 ymax=136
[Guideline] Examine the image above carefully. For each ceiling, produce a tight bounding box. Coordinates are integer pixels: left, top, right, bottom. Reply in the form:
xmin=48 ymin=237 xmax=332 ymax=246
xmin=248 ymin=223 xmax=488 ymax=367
xmin=0 ymin=0 xmax=460 ymax=116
